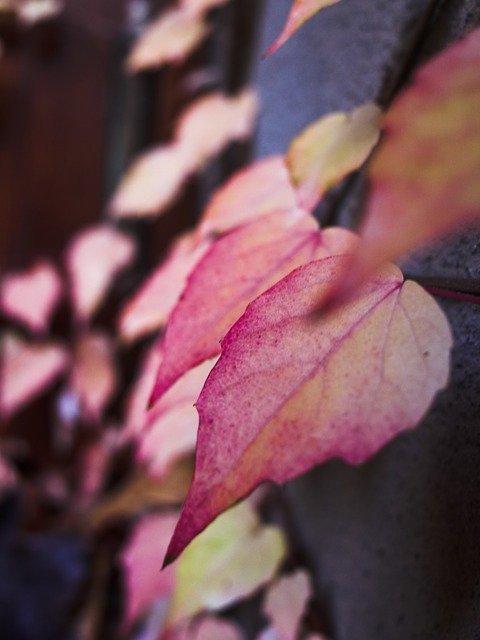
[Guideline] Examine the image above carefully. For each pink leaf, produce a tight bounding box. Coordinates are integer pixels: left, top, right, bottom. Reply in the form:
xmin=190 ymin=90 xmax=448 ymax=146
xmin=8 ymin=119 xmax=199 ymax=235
xmin=66 ymin=225 xmax=135 ymax=321
xmin=151 ymin=211 xmax=357 ymax=403
xmin=0 ymin=333 xmax=69 ymax=419
xmin=121 ymin=512 xmax=179 ymax=627
xmin=266 ymin=0 xmax=341 ymax=56
xmin=125 ymin=342 xmax=164 ymax=440
xmin=126 ymin=8 xmax=209 ymax=73
xmin=165 ymin=257 xmax=452 ymax=562
xmin=0 ymin=455 xmax=17 ymax=496
xmin=262 ymin=570 xmax=312 ymax=640
xmin=175 ymin=90 xmax=258 ymax=170
xmin=197 ymin=156 xmax=297 ymax=239
xmin=108 ymin=144 xmax=191 ymax=219
xmin=164 ymin=617 xmax=242 ymax=640
xmin=118 ymin=235 xmax=211 ymax=342
xmin=138 ymin=358 xmax=217 ymax=478
xmin=69 ymin=332 xmax=117 ymax=422
xmin=109 ymin=92 xmax=257 ymax=220
xmin=180 ymin=0 xmax=231 ymax=17
xmin=329 ymin=28 xmax=480 ymax=306
xmin=0 ymin=260 xmax=62 ymax=333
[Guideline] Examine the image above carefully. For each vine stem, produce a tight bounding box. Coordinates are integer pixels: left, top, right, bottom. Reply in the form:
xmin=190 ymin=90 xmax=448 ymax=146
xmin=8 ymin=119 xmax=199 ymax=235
xmin=405 ymin=274 xmax=480 ymax=305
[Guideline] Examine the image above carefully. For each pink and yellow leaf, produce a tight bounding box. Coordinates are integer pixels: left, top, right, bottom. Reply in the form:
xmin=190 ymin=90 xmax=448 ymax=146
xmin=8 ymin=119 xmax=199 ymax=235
xmin=165 ymin=257 xmax=451 ymax=562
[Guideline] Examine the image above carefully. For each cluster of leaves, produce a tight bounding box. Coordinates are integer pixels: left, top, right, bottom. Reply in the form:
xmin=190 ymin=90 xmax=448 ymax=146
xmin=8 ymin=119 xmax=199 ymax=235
xmin=1 ymin=0 xmax=479 ymax=637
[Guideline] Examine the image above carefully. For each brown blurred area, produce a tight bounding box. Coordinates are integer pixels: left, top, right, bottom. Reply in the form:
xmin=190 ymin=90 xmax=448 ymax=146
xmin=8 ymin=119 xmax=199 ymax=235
xmin=0 ymin=0 xmax=123 ymax=269
xmin=0 ymin=0 xmax=261 ymax=272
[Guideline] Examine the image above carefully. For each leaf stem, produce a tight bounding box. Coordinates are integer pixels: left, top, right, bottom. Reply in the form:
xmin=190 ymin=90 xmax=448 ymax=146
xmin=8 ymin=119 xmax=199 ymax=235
xmin=405 ymin=274 xmax=480 ymax=305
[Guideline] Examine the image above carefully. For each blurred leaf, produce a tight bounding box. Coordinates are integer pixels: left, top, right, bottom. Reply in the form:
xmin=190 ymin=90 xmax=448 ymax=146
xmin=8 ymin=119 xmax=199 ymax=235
xmin=109 ymin=145 xmax=192 ymax=219
xmin=165 ymin=616 xmax=243 ymax=639
xmin=110 ymin=91 xmax=257 ymax=219
xmin=126 ymin=8 xmax=209 ymax=73
xmin=86 ymin=458 xmax=194 ymax=531
xmin=122 ymin=512 xmax=179 ymax=627
xmin=66 ymin=225 xmax=135 ymax=322
xmin=167 ymin=500 xmax=286 ymax=626
xmin=326 ymin=28 xmax=480 ymax=306
xmin=180 ymin=0 xmax=231 ymax=17
xmin=16 ymin=0 xmax=63 ymax=25
xmin=0 ymin=260 xmax=62 ymax=333
xmin=119 ymin=234 xmax=211 ymax=343
xmin=197 ymin=156 xmax=297 ymax=240
xmin=262 ymin=570 xmax=312 ymax=640
xmin=175 ymin=90 xmax=257 ymax=169
xmin=0 ymin=333 xmax=69 ymax=419
xmin=165 ymin=259 xmax=451 ymax=562
xmin=70 ymin=332 xmax=117 ymax=422
xmin=138 ymin=358 xmax=217 ymax=478
xmin=287 ymin=103 xmax=381 ymax=210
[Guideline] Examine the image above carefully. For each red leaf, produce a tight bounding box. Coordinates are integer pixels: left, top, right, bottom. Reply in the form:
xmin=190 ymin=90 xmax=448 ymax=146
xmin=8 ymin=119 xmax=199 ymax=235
xmin=126 ymin=8 xmax=209 ymax=73
xmin=197 ymin=156 xmax=297 ymax=239
xmin=0 ymin=333 xmax=69 ymax=419
xmin=329 ymin=28 xmax=480 ymax=306
xmin=151 ymin=211 xmax=356 ymax=403
xmin=69 ymin=332 xmax=117 ymax=422
xmin=165 ymin=258 xmax=451 ymax=562
xmin=119 ymin=235 xmax=211 ymax=342
xmin=66 ymin=225 xmax=135 ymax=321
xmin=266 ymin=0 xmax=341 ymax=55
xmin=0 ymin=260 xmax=62 ymax=333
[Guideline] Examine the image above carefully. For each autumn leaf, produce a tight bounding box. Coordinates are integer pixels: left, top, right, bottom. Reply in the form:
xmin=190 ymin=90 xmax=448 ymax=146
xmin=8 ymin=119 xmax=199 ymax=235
xmin=180 ymin=0 xmax=231 ymax=17
xmin=126 ymin=8 xmax=208 ymax=73
xmin=118 ymin=235 xmax=211 ymax=342
xmin=109 ymin=92 xmax=257 ymax=219
xmin=266 ymin=0 xmax=341 ymax=55
xmin=151 ymin=211 xmax=356 ymax=403
xmin=108 ymin=145 xmax=191 ymax=219
xmin=197 ymin=156 xmax=297 ymax=239
xmin=0 ymin=260 xmax=62 ymax=333
xmin=138 ymin=359 xmax=217 ymax=478
xmin=0 ymin=333 xmax=69 ymax=419
xmin=175 ymin=90 xmax=257 ymax=168
xmin=287 ymin=103 xmax=381 ymax=210
xmin=167 ymin=501 xmax=286 ymax=626
xmin=329 ymin=27 xmax=480 ymax=306
xmin=16 ymin=0 xmax=63 ymax=25
xmin=86 ymin=459 xmax=194 ymax=531
xmin=121 ymin=502 xmax=285 ymax=630
xmin=0 ymin=455 xmax=17 ymax=496
xmin=163 ymin=617 xmax=242 ymax=640
xmin=262 ymin=570 xmax=312 ymax=640
xmin=69 ymin=332 xmax=117 ymax=422
xmin=121 ymin=512 xmax=179 ymax=627
xmin=164 ymin=257 xmax=451 ymax=562
xmin=66 ymin=225 xmax=135 ymax=321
